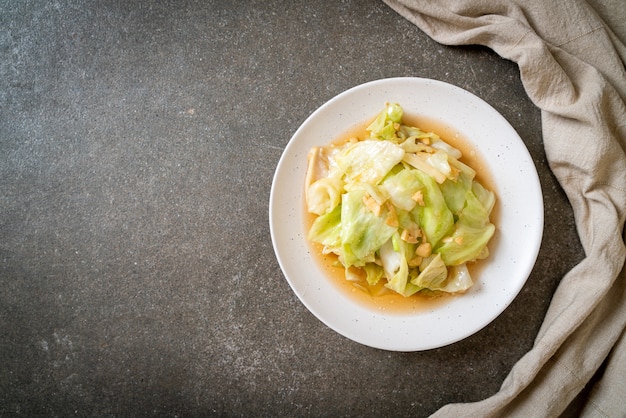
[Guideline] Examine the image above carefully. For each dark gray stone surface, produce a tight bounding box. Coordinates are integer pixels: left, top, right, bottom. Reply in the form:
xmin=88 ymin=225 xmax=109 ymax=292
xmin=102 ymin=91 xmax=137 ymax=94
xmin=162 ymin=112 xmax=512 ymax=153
xmin=1 ymin=1 xmax=584 ymax=416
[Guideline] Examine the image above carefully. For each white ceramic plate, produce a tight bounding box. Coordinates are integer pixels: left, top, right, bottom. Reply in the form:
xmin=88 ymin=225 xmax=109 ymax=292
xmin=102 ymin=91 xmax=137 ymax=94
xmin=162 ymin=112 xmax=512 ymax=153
xmin=269 ymin=77 xmax=543 ymax=351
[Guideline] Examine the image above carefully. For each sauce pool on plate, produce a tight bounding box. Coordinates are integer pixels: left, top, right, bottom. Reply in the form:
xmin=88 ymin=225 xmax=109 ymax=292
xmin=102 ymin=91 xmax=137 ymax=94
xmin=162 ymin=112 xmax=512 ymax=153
xmin=304 ymin=113 xmax=499 ymax=315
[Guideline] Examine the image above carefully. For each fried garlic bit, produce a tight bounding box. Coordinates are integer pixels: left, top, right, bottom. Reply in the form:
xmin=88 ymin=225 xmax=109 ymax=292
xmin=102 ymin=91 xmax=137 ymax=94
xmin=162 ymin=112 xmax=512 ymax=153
xmin=400 ymin=227 xmax=421 ymax=244
xmin=411 ymin=190 xmax=425 ymax=206
xmin=415 ymin=242 xmax=432 ymax=258
xmin=384 ymin=202 xmax=399 ymax=227
xmin=408 ymin=255 xmax=423 ymax=268
xmin=443 ymin=235 xmax=464 ymax=245
xmin=362 ymin=193 xmax=382 ymax=216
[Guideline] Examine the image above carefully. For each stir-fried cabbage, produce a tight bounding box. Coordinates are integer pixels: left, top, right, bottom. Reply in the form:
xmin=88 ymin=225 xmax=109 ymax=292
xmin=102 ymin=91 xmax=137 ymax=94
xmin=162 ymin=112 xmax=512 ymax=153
xmin=305 ymin=103 xmax=496 ymax=297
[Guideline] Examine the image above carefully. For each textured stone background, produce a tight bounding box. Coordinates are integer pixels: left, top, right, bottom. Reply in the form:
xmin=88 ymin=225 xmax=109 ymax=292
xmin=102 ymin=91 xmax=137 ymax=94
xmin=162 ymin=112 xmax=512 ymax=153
xmin=1 ymin=1 xmax=583 ymax=416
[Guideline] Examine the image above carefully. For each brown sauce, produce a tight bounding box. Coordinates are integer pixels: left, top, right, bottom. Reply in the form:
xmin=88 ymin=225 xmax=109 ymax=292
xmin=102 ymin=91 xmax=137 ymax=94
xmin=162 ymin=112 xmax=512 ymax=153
xmin=304 ymin=113 xmax=500 ymax=315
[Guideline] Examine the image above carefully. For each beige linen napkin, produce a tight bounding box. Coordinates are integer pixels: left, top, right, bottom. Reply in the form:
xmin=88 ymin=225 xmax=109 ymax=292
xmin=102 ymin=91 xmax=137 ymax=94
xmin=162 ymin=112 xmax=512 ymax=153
xmin=383 ymin=0 xmax=626 ymax=416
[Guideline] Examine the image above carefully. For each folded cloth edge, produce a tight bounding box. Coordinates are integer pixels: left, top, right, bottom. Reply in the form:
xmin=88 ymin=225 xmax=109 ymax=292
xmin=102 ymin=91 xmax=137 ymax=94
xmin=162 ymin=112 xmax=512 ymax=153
xmin=382 ymin=0 xmax=626 ymax=416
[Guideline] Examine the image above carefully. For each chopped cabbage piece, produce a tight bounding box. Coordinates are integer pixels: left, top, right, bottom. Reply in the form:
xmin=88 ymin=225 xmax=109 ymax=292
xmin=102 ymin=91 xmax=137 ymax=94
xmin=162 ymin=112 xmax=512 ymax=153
xmin=411 ymin=253 xmax=447 ymax=288
xmin=362 ymin=263 xmax=385 ymax=286
xmin=436 ymin=189 xmax=496 ymax=266
xmin=431 ymin=137 xmax=462 ymax=159
xmin=308 ymin=204 xmax=342 ymax=253
xmin=440 ymin=171 xmax=473 ymax=215
xmin=306 ymin=177 xmax=344 ymax=215
xmin=366 ymin=102 xmax=403 ymax=140
xmin=439 ymin=264 xmax=474 ymax=293
xmin=411 ymin=169 xmax=454 ymax=247
xmin=380 ymin=166 xmax=425 ymax=211
xmin=339 ymin=189 xmax=397 ymax=267
xmin=335 ymin=140 xmax=405 ymax=184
